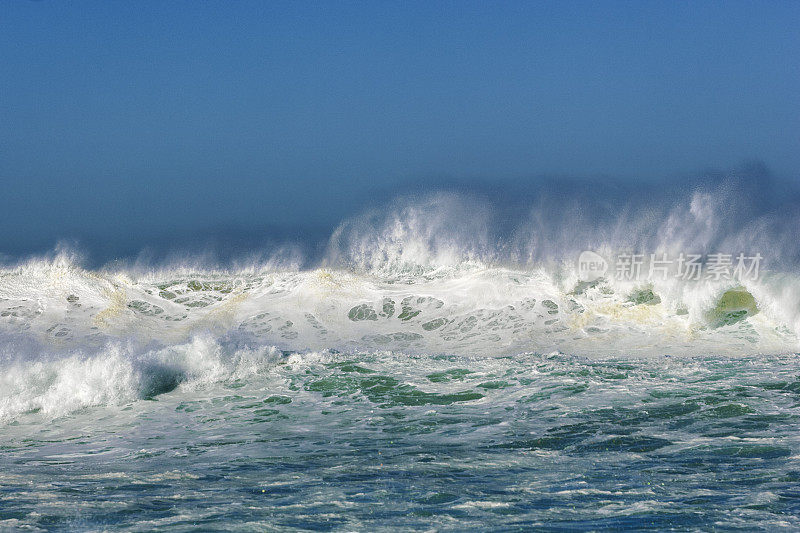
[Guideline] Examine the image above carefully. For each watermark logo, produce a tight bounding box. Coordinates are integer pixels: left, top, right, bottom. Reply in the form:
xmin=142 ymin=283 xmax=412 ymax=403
xmin=578 ymin=251 xmax=762 ymax=282
xmin=577 ymin=250 xmax=609 ymax=282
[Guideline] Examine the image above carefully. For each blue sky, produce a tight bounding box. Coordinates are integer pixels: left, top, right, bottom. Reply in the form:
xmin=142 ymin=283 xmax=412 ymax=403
xmin=1 ymin=1 xmax=798 ymax=261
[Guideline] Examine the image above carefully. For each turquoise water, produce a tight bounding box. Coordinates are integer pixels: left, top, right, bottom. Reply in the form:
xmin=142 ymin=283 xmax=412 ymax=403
xmin=2 ymin=215 xmax=800 ymax=533
xmin=3 ymin=347 xmax=799 ymax=531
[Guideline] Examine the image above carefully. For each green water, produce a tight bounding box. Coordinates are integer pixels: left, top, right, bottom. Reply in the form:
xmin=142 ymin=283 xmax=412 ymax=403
xmin=2 ymin=349 xmax=799 ymax=531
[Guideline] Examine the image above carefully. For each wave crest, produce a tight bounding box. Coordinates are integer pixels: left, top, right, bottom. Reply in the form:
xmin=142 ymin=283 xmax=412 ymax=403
xmin=0 ymin=335 xmax=280 ymax=421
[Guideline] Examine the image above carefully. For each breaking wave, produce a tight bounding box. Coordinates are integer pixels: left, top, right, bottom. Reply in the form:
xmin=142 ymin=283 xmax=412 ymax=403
xmin=0 ymin=334 xmax=281 ymax=421
xmin=1 ymin=174 xmax=799 ymax=420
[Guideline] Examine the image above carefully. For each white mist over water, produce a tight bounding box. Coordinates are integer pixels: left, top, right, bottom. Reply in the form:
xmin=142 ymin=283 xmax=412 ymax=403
xmin=0 ymin=178 xmax=798 ymax=423
xmin=2 ymin=177 xmax=800 ymax=531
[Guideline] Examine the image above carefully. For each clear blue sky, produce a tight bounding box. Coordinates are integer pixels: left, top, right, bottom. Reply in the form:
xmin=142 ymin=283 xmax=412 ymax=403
xmin=1 ymin=1 xmax=798 ymax=261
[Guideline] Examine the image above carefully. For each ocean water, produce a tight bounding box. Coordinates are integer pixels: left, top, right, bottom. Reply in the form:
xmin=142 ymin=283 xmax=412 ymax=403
xmin=2 ymin=185 xmax=800 ymax=530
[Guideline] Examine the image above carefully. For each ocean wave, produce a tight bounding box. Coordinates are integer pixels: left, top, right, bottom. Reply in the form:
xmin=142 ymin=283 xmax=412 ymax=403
xmin=0 ymin=334 xmax=280 ymax=422
xmin=0 ymin=248 xmax=797 ymax=360
xmin=1 ymin=177 xmax=799 ymax=423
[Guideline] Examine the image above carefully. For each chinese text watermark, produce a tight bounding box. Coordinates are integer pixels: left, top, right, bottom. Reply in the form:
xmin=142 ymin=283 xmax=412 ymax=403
xmin=577 ymin=251 xmax=762 ymax=282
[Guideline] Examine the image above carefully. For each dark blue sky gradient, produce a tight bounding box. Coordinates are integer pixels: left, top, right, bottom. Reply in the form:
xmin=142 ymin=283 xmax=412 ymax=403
xmin=1 ymin=1 xmax=799 ymax=262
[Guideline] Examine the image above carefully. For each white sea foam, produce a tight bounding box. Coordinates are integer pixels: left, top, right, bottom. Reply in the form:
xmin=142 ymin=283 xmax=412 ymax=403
xmin=1 ymin=180 xmax=799 ymax=421
xmin=0 ymin=247 xmax=796 ymax=358
xmin=0 ymin=334 xmax=280 ymax=421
